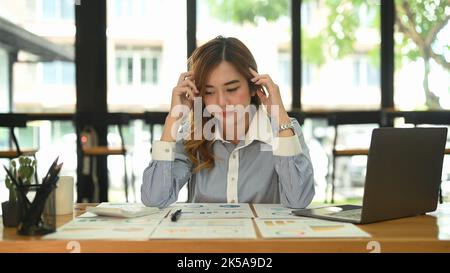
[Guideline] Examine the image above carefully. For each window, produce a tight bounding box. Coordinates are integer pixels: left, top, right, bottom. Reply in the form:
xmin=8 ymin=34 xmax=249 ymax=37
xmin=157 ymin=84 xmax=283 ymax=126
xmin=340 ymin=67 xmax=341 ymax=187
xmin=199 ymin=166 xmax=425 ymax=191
xmin=366 ymin=59 xmax=379 ymax=87
xmin=353 ymin=59 xmax=362 ymax=86
xmin=42 ymin=0 xmax=74 ymax=20
xmin=61 ymin=61 xmax=75 ymax=84
xmin=394 ymin=0 xmax=450 ymax=110
xmin=302 ymin=62 xmax=313 ymax=87
xmin=16 ymin=126 xmax=39 ymax=149
xmin=1 ymin=0 xmax=77 ymax=113
xmin=301 ymin=0 xmax=317 ymax=26
xmin=107 ymin=0 xmax=186 ymax=201
xmin=114 ymin=48 xmax=161 ymax=86
xmin=301 ymin=0 xmax=381 ymax=110
xmin=114 ymin=0 xmax=133 ymax=18
xmin=43 ymin=0 xmax=57 ymax=19
xmin=16 ymin=120 xmax=77 ymax=185
xmin=107 ymin=0 xmax=184 ymax=113
xmin=50 ymin=120 xmax=77 ymax=177
xmin=0 ymin=48 xmax=8 ymax=112
xmin=43 ymin=62 xmax=57 ymax=85
xmin=113 ymin=0 xmax=157 ymax=19
xmin=198 ymin=0 xmax=292 ymax=109
xmin=115 ymin=56 xmax=133 ymax=85
xmin=352 ymin=56 xmax=379 ymax=87
xmin=42 ymin=61 xmax=75 ymax=85
xmin=141 ymin=56 xmax=159 ymax=85
xmin=278 ymin=51 xmax=290 ymax=90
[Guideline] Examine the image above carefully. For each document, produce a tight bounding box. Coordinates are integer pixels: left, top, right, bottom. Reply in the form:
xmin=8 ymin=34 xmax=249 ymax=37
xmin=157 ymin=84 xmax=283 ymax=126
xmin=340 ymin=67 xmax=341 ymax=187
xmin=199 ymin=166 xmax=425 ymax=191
xmin=253 ymin=204 xmax=307 ymax=219
xmin=255 ymin=218 xmax=371 ymax=238
xmin=43 ymin=214 xmax=162 ymax=240
xmin=151 ymin=218 xmax=257 ymax=239
xmin=170 ymin=203 xmax=255 ymax=219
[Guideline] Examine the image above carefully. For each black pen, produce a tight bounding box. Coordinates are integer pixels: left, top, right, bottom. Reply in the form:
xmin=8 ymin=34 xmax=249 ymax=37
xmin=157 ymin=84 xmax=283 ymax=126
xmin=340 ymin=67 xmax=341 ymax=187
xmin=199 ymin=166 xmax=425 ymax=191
xmin=171 ymin=209 xmax=182 ymax=222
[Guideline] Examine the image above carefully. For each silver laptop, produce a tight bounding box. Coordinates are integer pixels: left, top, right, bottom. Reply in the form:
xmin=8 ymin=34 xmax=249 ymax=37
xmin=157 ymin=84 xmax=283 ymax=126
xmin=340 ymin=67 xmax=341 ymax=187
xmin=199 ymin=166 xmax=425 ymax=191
xmin=292 ymin=127 xmax=448 ymax=224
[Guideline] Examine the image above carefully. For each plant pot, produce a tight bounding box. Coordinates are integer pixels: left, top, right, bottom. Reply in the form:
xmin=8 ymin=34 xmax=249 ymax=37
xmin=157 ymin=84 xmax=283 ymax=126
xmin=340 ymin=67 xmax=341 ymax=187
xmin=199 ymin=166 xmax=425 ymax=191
xmin=1 ymin=201 xmax=22 ymax=228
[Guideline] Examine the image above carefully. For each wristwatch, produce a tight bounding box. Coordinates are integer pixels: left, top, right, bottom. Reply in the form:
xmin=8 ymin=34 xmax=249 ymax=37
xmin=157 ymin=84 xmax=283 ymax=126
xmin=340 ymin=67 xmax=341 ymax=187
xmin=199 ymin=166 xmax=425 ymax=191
xmin=279 ymin=120 xmax=295 ymax=132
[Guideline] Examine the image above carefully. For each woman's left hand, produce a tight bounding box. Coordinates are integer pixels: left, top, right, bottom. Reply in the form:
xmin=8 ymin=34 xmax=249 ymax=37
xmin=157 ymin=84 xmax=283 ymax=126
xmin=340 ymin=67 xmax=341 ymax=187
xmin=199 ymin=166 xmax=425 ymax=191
xmin=249 ymin=67 xmax=286 ymax=118
xmin=249 ymin=67 xmax=294 ymax=136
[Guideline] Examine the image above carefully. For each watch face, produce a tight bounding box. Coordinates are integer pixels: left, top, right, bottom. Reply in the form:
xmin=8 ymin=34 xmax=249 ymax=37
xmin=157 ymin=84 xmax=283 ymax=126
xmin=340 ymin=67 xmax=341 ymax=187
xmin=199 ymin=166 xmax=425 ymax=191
xmin=280 ymin=121 xmax=293 ymax=129
xmin=279 ymin=122 xmax=293 ymax=131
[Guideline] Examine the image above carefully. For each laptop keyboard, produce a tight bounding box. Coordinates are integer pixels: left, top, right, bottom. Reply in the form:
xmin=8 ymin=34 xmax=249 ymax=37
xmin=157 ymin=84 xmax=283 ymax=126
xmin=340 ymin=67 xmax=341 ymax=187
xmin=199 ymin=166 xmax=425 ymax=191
xmin=328 ymin=209 xmax=362 ymax=219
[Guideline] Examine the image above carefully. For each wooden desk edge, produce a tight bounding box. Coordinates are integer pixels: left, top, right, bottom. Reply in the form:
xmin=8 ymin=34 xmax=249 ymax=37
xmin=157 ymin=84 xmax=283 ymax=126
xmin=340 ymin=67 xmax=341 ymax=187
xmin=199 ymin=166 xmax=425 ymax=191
xmin=0 ymin=238 xmax=449 ymax=253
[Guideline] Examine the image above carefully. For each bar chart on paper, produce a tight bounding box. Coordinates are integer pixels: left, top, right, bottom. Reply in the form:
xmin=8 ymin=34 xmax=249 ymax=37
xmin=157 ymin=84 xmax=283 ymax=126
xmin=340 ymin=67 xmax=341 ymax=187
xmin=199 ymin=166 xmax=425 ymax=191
xmin=255 ymin=219 xmax=371 ymax=238
xmin=43 ymin=215 xmax=162 ymax=240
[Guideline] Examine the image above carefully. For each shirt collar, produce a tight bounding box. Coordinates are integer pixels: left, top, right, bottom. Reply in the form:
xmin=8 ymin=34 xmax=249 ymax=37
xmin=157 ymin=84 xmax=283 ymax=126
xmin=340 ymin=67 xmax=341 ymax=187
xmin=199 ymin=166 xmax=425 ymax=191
xmin=213 ymin=106 xmax=273 ymax=146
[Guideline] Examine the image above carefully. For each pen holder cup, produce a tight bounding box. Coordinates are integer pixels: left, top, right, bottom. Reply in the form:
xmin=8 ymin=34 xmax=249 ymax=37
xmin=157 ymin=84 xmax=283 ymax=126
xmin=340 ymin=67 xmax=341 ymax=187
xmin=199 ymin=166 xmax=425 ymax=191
xmin=16 ymin=184 xmax=57 ymax=236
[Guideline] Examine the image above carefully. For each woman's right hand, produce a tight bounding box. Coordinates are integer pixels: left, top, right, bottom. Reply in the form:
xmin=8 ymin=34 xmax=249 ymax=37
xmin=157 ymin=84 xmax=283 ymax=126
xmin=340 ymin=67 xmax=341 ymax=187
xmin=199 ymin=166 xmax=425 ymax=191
xmin=169 ymin=71 xmax=199 ymax=119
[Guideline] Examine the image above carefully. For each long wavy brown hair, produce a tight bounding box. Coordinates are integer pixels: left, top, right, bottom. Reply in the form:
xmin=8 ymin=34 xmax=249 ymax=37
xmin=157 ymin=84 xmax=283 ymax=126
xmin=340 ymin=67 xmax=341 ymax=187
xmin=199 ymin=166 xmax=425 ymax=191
xmin=184 ymin=36 xmax=261 ymax=173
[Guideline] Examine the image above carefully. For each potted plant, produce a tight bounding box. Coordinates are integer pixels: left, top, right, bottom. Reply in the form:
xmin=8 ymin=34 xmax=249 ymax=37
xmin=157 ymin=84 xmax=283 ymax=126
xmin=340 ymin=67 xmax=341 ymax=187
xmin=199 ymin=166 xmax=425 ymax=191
xmin=2 ymin=156 xmax=36 ymax=227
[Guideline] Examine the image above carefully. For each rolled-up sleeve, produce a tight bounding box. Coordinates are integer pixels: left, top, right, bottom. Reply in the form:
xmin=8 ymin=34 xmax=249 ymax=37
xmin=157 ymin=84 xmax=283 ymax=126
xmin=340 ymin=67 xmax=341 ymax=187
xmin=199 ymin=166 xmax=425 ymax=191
xmin=273 ymin=118 xmax=315 ymax=208
xmin=141 ymin=139 xmax=193 ymax=208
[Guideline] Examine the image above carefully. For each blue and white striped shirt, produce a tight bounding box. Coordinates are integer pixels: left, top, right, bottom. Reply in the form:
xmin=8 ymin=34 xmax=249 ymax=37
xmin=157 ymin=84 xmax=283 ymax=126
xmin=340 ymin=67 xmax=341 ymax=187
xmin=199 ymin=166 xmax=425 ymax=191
xmin=142 ymin=107 xmax=315 ymax=208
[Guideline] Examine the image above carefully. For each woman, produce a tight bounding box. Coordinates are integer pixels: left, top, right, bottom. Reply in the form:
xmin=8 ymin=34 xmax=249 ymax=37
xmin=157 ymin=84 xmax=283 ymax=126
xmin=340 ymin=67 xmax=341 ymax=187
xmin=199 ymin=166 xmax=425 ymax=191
xmin=142 ymin=36 xmax=314 ymax=208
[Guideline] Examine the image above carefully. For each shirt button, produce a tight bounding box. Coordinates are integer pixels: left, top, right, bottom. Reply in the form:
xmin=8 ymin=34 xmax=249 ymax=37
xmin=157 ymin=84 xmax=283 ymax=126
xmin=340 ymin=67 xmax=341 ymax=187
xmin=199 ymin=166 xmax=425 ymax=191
xmin=232 ymin=154 xmax=236 ymax=159
xmin=164 ymin=148 xmax=170 ymax=153
xmin=231 ymin=177 xmax=235 ymax=181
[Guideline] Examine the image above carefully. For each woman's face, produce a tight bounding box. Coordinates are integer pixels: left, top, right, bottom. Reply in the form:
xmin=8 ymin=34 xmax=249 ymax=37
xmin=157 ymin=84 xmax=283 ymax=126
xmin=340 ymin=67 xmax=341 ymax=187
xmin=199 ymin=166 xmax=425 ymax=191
xmin=203 ymin=61 xmax=254 ymax=124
